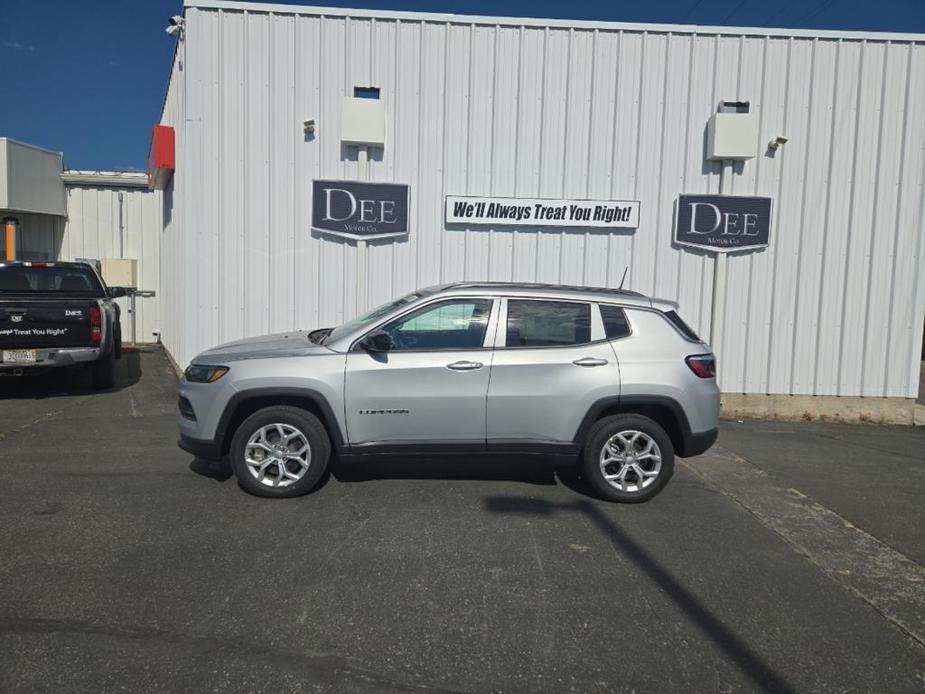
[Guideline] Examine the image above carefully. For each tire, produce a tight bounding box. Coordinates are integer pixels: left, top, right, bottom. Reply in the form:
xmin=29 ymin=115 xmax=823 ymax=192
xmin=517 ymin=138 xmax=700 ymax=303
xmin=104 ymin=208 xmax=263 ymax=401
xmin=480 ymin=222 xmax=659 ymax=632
xmin=91 ymin=350 xmax=116 ymax=390
xmin=114 ymin=325 xmax=122 ymax=360
xmin=229 ymin=406 xmax=331 ymax=498
xmin=581 ymin=414 xmax=674 ymax=503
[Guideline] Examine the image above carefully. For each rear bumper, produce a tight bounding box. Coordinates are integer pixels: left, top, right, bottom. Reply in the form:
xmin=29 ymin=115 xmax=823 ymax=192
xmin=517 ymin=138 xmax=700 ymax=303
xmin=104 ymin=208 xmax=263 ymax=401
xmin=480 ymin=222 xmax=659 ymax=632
xmin=678 ymin=428 xmax=718 ymax=457
xmin=178 ymin=434 xmax=223 ymax=461
xmin=0 ymin=346 xmax=102 ymax=371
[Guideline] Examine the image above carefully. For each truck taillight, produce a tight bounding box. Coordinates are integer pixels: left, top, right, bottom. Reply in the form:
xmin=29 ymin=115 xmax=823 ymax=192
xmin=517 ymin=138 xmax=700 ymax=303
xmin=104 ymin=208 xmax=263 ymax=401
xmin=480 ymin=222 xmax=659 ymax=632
xmin=686 ymin=354 xmax=716 ymax=379
xmin=89 ymin=304 xmax=102 ymax=344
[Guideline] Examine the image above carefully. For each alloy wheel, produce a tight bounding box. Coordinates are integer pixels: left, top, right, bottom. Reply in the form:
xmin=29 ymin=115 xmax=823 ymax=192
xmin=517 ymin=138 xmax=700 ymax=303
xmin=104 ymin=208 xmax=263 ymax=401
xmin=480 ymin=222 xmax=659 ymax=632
xmin=244 ymin=423 xmax=312 ymax=488
xmin=599 ymin=430 xmax=662 ymax=493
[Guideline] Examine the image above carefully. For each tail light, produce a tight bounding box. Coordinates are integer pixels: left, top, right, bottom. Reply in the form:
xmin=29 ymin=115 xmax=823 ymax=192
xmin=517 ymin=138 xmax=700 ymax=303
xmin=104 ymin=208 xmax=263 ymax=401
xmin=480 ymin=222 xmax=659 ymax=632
xmin=686 ymin=353 xmax=716 ymax=379
xmin=89 ymin=304 xmax=103 ymax=344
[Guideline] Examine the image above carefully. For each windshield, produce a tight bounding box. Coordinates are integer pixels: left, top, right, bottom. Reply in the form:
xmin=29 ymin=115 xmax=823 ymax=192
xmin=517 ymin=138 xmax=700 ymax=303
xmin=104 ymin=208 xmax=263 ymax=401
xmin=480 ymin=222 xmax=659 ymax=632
xmin=322 ymin=292 xmax=421 ymax=344
xmin=0 ymin=265 xmax=105 ymax=296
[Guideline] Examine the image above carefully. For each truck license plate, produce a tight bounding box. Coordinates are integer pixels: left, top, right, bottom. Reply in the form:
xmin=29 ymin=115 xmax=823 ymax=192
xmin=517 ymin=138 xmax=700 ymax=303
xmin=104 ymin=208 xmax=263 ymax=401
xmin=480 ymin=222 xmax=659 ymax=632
xmin=2 ymin=349 xmax=37 ymax=364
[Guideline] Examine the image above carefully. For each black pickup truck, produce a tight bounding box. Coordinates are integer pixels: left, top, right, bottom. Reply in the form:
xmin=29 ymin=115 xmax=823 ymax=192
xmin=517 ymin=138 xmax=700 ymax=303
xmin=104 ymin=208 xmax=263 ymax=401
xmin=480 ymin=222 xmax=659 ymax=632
xmin=0 ymin=262 xmax=127 ymax=389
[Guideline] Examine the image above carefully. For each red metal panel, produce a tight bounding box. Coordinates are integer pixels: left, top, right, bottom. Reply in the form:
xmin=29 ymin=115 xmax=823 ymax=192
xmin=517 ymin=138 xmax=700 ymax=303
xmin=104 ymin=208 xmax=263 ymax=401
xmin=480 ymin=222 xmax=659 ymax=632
xmin=147 ymin=125 xmax=175 ymax=190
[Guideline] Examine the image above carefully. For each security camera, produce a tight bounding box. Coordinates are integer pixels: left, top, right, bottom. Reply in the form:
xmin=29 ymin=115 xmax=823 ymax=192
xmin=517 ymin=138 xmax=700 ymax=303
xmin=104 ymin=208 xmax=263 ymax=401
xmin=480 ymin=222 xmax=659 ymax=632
xmin=768 ymin=135 xmax=789 ymax=151
xmin=165 ymin=15 xmax=185 ymax=37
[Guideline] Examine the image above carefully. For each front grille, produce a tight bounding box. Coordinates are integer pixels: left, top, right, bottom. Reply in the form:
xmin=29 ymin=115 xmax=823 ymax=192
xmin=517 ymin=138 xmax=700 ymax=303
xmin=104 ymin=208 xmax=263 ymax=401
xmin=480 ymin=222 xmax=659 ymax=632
xmin=178 ymin=396 xmax=197 ymax=421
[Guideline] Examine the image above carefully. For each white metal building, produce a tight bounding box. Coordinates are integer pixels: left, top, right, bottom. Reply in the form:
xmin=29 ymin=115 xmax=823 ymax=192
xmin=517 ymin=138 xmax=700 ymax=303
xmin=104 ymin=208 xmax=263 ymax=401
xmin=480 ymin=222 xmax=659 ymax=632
xmin=158 ymin=1 xmax=925 ymax=414
xmin=0 ymin=139 xmax=161 ymax=342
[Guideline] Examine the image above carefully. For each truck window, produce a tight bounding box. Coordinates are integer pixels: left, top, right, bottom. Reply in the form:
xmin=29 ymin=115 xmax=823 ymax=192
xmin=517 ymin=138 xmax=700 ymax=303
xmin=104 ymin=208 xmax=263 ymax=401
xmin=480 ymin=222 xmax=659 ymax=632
xmin=0 ymin=265 xmax=105 ymax=296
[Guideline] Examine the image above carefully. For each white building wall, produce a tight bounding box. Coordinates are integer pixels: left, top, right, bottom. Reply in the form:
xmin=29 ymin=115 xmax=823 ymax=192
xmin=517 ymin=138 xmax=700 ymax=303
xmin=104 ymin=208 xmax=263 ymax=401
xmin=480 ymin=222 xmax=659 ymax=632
xmin=58 ymin=185 xmax=161 ymax=343
xmin=158 ymin=42 xmax=188 ymax=364
xmin=166 ymin=1 xmax=925 ymax=399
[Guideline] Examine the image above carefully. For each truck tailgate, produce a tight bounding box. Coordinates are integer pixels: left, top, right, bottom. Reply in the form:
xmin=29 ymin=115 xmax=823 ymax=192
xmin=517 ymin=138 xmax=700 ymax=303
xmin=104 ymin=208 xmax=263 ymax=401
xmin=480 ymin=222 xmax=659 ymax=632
xmin=0 ymin=301 xmax=94 ymax=348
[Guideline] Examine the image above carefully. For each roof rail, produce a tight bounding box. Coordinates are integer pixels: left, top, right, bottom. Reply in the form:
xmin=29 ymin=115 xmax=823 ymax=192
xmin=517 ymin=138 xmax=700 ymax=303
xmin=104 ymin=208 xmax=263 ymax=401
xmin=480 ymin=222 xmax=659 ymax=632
xmin=442 ymin=281 xmax=646 ymax=298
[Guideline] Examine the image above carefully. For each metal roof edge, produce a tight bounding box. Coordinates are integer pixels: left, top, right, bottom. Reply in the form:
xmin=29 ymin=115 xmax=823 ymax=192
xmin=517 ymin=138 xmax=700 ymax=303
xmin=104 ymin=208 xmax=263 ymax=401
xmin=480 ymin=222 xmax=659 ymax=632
xmin=184 ymin=0 xmax=925 ymax=42
xmin=61 ymin=171 xmax=150 ymax=188
xmin=0 ymin=138 xmax=64 ymax=158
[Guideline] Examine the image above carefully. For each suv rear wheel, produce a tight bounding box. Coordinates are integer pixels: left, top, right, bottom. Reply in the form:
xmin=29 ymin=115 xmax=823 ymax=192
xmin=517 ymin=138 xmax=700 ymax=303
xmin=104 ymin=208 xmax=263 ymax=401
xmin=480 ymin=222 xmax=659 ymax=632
xmin=229 ymin=405 xmax=331 ymax=498
xmin=582 ymin=414 xmax=674 ymax=503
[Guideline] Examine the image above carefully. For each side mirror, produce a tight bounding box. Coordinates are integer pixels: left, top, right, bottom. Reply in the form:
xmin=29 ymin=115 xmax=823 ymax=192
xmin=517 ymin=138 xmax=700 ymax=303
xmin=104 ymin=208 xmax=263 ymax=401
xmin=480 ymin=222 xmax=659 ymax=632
xmin=109 ymin=286 xmax=128 ymax=298
xmin=360 ymin=330 xmax=393 ymax=352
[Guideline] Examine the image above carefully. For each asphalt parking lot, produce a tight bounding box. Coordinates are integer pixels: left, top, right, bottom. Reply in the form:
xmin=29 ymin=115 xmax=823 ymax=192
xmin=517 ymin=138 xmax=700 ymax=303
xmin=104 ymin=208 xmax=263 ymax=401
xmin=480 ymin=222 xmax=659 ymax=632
xmin=1 ymin=347 xmax=923 ymax=693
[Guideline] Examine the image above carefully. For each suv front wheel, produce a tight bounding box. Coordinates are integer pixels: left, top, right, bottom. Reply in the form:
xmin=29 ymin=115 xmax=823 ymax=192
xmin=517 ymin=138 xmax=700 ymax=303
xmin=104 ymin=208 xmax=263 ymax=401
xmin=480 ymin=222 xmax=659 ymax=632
xmin=582 ymin=414 xmax=674 ymax=503
xmin=229 ymin=406 xmax=331 ymax=498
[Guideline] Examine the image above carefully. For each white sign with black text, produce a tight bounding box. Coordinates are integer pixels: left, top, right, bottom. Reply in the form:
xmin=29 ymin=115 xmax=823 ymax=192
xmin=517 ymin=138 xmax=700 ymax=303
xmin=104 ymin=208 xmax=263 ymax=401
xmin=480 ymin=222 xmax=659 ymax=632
xmin=445 ymin=196 xmax=640 ymax=229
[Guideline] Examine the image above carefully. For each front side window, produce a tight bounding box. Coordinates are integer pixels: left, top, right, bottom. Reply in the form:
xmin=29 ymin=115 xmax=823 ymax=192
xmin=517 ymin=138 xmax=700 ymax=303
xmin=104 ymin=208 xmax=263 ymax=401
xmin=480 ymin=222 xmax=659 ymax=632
xmin=380 ymin=299 xmax=493 ymax=351
xmin=505 ymin=300 xmax=591 ymax=347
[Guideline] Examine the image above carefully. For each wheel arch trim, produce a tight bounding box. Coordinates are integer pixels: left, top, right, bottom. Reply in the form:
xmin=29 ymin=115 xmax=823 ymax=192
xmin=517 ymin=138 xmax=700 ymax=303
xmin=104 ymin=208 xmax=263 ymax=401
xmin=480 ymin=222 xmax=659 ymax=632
xmin=573 ymin=395 xmax=701 ymax=456
xmin=215 ymin=387 xmax=346 ymax=454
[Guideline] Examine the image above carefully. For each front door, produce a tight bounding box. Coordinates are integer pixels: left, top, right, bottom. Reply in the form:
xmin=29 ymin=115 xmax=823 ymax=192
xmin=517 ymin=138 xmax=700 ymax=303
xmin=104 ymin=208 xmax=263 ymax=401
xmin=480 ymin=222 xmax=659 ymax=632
xmin=344 ymin=297 xmax=497 ymax=447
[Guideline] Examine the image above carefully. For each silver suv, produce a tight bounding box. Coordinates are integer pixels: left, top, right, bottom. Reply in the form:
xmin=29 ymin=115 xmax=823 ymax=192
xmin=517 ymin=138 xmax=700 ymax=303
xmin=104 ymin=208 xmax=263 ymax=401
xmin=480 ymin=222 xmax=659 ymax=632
xmin=177 ymin=283 xmax=719 ymax=502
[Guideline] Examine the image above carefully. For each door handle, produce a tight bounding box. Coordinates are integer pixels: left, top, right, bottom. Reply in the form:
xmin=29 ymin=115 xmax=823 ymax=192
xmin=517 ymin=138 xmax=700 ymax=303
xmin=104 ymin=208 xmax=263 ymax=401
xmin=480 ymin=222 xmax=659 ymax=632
xmin=446 ymin=360 xmax=484 ymax=371
xmin=572 ymin=357 xmax=608 ymax=367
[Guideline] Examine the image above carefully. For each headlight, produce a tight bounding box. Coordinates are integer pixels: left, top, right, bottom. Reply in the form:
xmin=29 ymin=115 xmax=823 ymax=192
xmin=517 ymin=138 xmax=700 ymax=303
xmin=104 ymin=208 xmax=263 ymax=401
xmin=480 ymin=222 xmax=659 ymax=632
xmin=184 ymin=364 xmax=229 ymax=383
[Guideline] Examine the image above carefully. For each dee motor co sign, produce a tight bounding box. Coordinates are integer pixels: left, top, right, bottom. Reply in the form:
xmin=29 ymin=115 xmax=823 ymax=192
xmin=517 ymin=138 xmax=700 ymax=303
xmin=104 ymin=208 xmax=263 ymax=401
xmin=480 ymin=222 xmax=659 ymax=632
xmin=675 ymin=194 xmax=772 ymax=253
xmin=312 ymin=180 xmax=410 ymax=240
xmin=446 ymin=196 xmax=640 ymax=229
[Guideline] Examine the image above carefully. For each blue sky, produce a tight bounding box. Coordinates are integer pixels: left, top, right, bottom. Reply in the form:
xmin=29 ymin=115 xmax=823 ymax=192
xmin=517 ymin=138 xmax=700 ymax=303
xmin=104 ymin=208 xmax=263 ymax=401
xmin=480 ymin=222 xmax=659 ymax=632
xmin=2 ymin=0 xmax=923 ymax=170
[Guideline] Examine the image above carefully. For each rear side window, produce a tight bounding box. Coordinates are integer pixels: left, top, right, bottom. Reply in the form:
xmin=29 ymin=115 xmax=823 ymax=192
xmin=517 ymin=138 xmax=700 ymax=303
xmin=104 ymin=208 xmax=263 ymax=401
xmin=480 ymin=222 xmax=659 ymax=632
xmin=664 ymin=310 xmax=701 ymax=341
xmin=506 ymin=300 xmax=591 ymax=347
xmin=600 ymin=304 xmax=631 ymax=339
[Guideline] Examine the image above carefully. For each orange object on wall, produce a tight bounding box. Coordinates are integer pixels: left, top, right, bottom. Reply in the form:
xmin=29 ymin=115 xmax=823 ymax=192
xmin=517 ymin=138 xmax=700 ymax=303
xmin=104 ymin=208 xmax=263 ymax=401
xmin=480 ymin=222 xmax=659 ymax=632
xmin=147 ymin=125 xmax=175 ymax=190
xmin=3 ymin=220 xmax=16 ymax=261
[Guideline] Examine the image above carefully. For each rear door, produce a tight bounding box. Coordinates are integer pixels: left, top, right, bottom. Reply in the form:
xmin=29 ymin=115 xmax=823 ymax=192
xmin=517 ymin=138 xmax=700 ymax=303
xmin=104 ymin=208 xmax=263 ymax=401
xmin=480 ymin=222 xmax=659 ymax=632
xmin=486 ymin=298 xmax=621 ymax=444
xmin=344 ymin=297 xmax=498 ymax=446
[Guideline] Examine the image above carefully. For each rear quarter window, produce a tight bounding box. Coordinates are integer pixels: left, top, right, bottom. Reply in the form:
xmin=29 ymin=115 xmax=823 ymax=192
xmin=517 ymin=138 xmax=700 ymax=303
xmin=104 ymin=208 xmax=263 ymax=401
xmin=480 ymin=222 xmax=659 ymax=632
xmin=599 ymin=304 xmax=631 ymax=339
xmin=663 ymin=310 xmax=701 ymax=341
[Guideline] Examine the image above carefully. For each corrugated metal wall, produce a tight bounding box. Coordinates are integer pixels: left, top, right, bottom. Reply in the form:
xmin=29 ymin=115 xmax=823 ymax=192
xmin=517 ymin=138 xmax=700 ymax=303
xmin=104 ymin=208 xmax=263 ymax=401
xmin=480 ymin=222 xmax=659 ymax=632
xmin=158 ymin=44 xmax=187 ymax=364
xmin=162 ymin=1 xmax=925 ymax=398
xmin=60 ymin=185 xmax=161 ymax=343
xmin=16 ymin=212 xmax=64 ymax=262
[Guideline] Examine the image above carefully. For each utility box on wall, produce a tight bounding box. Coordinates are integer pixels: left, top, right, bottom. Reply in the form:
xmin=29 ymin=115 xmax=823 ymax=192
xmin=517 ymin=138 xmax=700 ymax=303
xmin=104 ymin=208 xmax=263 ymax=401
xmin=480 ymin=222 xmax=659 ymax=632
xmin=707 ymin=102 xmax=758 ymax=160
xmin=341 ymin=97 xmax=386 ymax=147
xmin=102 ymin=257 xmax=137 ymax=288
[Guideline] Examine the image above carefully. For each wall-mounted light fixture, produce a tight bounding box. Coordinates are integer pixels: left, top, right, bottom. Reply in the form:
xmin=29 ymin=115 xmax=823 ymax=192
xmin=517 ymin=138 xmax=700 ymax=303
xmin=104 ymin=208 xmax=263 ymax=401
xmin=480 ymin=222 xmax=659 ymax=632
xmin=767 ymin=135 xmax=789 ymax=151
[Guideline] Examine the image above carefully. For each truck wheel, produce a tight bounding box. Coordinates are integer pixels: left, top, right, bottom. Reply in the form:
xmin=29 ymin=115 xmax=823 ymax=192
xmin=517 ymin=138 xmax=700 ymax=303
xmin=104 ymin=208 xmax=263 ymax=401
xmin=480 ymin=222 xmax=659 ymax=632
xmin=91 ymin=351 xmax=117 ymax=390
xmin=229 ymin=406 xmax=331 ymax=498
xmin=582 ymin=414 xmax=674 ymax=503
xmin=114 ymin=325 xmax=122 ymax=360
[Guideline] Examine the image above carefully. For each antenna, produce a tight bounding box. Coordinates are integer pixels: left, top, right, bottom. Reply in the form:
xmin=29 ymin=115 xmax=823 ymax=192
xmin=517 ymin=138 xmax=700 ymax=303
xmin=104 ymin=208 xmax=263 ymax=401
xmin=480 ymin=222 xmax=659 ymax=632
xmin=618 ymin=266 xmax=629 ymax=290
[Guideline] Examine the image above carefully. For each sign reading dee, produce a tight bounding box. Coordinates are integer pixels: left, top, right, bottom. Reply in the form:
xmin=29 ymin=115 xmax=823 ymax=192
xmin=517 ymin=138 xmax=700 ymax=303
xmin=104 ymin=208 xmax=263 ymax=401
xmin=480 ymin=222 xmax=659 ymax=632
xmin=675 ymin=194 xmax=772 ymax=253
xmin=445 ymin=196 xmax=640 ymax=229
xmin=312 ymin=180 xmax=410 ymax=240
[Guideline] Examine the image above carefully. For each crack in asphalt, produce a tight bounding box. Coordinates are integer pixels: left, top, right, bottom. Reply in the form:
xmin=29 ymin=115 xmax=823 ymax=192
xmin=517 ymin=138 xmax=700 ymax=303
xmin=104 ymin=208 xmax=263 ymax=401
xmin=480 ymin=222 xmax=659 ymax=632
xmin=0 ymin=615 xmax=465 ymax=694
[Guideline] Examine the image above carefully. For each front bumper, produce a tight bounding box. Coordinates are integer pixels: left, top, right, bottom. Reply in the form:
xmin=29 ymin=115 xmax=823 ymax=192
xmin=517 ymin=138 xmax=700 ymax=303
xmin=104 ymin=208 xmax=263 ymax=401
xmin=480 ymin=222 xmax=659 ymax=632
xmin=0 ymin=346 xmax=102 ymax=372
xmin=178 ymin=434 xmax=223 ymax=461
